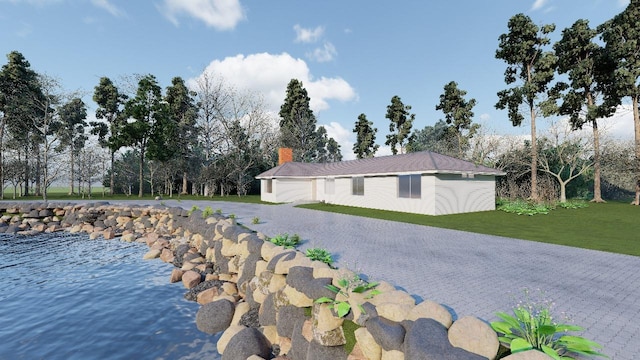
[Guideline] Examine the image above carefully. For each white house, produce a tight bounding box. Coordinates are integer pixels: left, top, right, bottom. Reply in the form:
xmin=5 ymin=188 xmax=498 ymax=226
xmin=256 ymin=151 xmax=505 ymax=215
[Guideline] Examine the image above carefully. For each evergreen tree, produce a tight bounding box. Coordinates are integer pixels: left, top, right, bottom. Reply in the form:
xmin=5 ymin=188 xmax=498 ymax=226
xmin=495 ymin=13 xmax=557 ymax=201
xmin=599 ymin=0 xmax=640 ymax=205
xmin=279 ymin=79 xmax=318 ymax=161
xmin=352 ymin=113 xmax=378 ymax=159
xmin=57 ymin=97 xmax=88 ymax=195
xmin=91 ymin=76 xmax=128 ymax=195
xmin=407 ymin=120 xmax=458 ymax=157
xmin=385 ymin=95 xmax=414 ymax=155
xmin=554 ymin=19 xmax=616 ymax=203
xmin=435 ymin=81 xmax=478 ymax=159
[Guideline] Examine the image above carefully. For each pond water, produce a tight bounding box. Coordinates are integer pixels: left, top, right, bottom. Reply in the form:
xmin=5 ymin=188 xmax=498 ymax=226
xmin=0 ymin=233 xmax=221 ymax=360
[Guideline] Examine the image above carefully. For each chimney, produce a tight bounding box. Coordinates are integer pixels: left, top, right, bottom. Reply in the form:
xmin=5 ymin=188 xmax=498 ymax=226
xmin=278 ymin=148 xmax=293 ymax=165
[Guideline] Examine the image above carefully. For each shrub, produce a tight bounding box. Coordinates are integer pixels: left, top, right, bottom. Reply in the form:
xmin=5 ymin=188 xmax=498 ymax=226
xmin=315 ymin=274 xmax=380 ymax=318
xmin=498 ymin=199 xmax=554 ymax=215
xmin=187 ymin=205 xmax=200 ymax=216
xmin=557 ymin=200 xmax=589 ymax=210
xmin=305 ymin=247 xmax=334 ymax=266
xmin=228 ymin=213 xmax=236 ymax=219
xmin=491 ymin=289 xmax=606 ymax=359
xmin=252 ymin=216 xmax=260 ymax=224
xmin=269 ymin=233 xmax=301 ymax=249
xmin=215 ymin=208 xmax=222 ymax=214
xmin=202 ymin=206 xmax=214 ymax=218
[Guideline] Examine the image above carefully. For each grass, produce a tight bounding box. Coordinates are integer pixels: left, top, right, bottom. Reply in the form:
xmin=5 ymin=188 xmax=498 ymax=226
xmin=297 ymin=202 xmax=640 ymax=257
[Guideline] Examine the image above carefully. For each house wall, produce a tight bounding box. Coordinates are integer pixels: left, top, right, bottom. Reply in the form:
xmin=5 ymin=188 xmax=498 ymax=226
xmin=433 ymin=174 xmax=496 ymax=215
xmin=261 ymin=178 xmax=312 ymax=203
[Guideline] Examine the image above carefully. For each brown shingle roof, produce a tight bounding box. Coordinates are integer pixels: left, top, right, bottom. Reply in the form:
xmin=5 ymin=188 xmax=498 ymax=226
xmin=256 ymin=151 xmax=505 ymax=179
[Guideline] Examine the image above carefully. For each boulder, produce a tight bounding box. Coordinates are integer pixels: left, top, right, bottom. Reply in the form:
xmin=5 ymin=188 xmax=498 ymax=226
xmin=143 ymin=248 xmax=161 ymax=260
xmin=354 ymin=327 xmax=382 ymax=360
xmin=160 ymin=248 xmax=175 ymax=263
xmin=501 ymin=350 xmax=554 ymax=360
xmin=196 ymin=287 xmax=220 ymax=305
xmin=448 ymin=316 xmax=499 ymax=360
xmin=195 ymin=299 xmax=236 ymax=334
xmin=217 ymin=325 xmax=246 ymax=354
xmin=169 ymin=269 xmax=184 ymax=283
xmin=403 ymin=318 xmax=486 ymax=360
xmin=376 ymin=303 xmax=414 ymax=323
xmin=231 ymin=302 xmax=251 ymax=326
xmin=276 ymin=305 xmax=307 ymax=338
xmin=381 ymin=350 xmax=404 ymax=360
xmin=306 ymin=339 xmax=348 ymax=360
xmin=181 ymin=270 xmax=202 ymax=289
xmin=288 ymin=319 xmax=311 ymax=360
xmin=258 ymin=293 xmax=277 ymax=326
xmin=406 ymin=300 xmax=453 ymax=328
xmin=366 ymin=316 xmax=405 ymax=352
xmin=221 ymin=327 xmax=271 ymax=360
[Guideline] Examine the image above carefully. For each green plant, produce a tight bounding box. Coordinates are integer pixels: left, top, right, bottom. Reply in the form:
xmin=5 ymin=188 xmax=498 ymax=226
xmin=202 ymin=206 xmax=214 ymax=218
xmin=315 ymin=274 xmax=381 ymax=318
xmin=492 ymin=290 xmax=606 ymax=359
xmin=497 ymin=199 xmax=554 ymax=215
xmin=252 ymin=216 xmax=260 ymax=224
xmin=228 ymin=213 xmax=236 ymax=219
xmin=305 ymin=247 xmax=334 ymax=266
xmin=215 ymin=208 xmax=222 ymax=214
xmin=269 ymin=233 xmax=301 ymax=249
xmin=557 ymin=201 xmax=589 ymax=210
xmin=187 ymin=205 xmax=200 ymax=216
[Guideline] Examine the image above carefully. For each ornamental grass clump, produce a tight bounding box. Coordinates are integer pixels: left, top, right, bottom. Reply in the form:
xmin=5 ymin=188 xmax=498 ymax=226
xmin=305 ymin=247 xmax=334 ymax=266
xmin=492 ymin=289 xmax=606 ymax=359
xmin=315 ymin=274 xmax=380 ymax=318
xmin=202 ymin=206 xmax=214 ymax=218
xmin=269 ymin=233 xmax=301 ymax=249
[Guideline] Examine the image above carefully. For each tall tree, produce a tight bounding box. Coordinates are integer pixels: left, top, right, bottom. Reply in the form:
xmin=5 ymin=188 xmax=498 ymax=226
xmin=279 ymin=79 xmax=318 ymax=161
xmin=165 ymin=76 xmax=199 ymax=194
xmin=0 ymin=51 xmax=44 ymax=197
xmin=407 ymin=120 xmax=458 ymax=157
xmin=123 ymin=74 xmax=169 ymax=197
xmin=600 ymin=0 xmax=640 ymax=205
xmin=435 ymin=81 xmax=478 ymax=159
xmin=315 ymin=126 xmax=342 ymax=163
xmin=91 ymin=77 xmax=127 ymax=195
xmin=385 ymin=95 xmax=414 ymax=155
xmin=554 ymin=19 xmax=616 ymax=203
xmin=57 ymin=97 xmax=88 ymax=195
xmin=495 ymin=13 xmax=557 ymax=201
xmin=352 ymin=113 xmax=379 ymax=159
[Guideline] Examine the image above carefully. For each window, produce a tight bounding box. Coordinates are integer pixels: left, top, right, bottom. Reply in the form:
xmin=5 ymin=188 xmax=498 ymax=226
xmin=398 ymin=174 xmax=421 ymax=199
xmin=265 ymin=179 xmax=272 ymax=193
xmin=352 ymin=177 xmax=364 ymax=196
xmin=325 ymin=178 xmax=335 ymax=194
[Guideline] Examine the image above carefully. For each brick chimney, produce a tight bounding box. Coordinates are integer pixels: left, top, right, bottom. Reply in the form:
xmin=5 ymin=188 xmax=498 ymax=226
xmin=278 ymin=148 xmax=293 ymax=165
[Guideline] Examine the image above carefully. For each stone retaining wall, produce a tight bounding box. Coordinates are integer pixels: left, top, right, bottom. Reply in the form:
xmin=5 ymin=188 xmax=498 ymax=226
xmin=0 ymin=202 xmax=549 ymax=360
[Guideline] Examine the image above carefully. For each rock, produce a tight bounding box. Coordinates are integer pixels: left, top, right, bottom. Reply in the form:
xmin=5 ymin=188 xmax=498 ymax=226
xmin=288 ymin=319 xmax=311 ymax=360
xmin=217 ymin=325 xmax=246 ymax=354
xmin=160 ymin=248 xmax=175 ymax=263
xmin=282 ymin=285 xmax=313 ymax=307
xmin=231 ymin=302 xmax=251 ymax=326
xmin=366 ymin=316 xmax=405 ymax=352
xmin=501 ymin=350 xmax=555 ymax=360
xmin=239 ymin=308 xmax=260 ymax=328
xmin=169 ymin=269 xmax=184 ymax=283
xmin=286 ymin=266 xmax=335 ymax=300
xmin=258 ymin=293 xmax=277 ymax=326
xmin=195 ymin=299 xmax=236 ymax=334
xmin=381 ymin=349 xmax=404 ymax=360
xmin=403 ymin=318 xmax=486 ymax=360
xmin=313 ymin=302 xmax=343 ymax=332
xmin=348 ymin=343 xmax=368 ymax=360
xmin=196 ymin=287 xmax=220 ymax=305
xmin=406 ymin=300 xmax=453 ymax=328
xmin=103 ymin=229 xmax=116 ymax=239
xmin=221 ymin=327 xmax=271 ymax=360
xmin=121 ymin=233 xmax=136 ymax=242
xmin=221 ymin=282 xmax=238 ymax=296
xmin=306 ymin=339 xmax=348 ymax=360
xmin=181 ymin=270 xmax=202 ymax=289
xmin=376 ymin=303 xmax=414 ymax=323
xmin=448 ymin=316 xmax=500 ymax=360
xmin=354 ymin=327 xmax=382 ymax=360
xmin=143 ymin=248 xmax=161 ymax=260
xmin=261 ymin=325 xmax=279 ymax=345
xmin=276 ymin=305 xmax=307 ymax=338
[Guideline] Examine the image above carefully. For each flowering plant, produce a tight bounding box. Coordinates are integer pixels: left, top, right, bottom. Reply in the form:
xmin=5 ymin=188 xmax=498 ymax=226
xmin=491 ymin=289 xmax=607 ymax=359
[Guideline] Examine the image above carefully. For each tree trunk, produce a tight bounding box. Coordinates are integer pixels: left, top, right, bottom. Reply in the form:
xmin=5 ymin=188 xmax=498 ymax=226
xmin=24 ymin=144 xmax=29 ymax=196
xmin=633 ymin=95 xmax=640 ymax=205
xmin=529 ymin=102 xmax=538 ymax=202
xmin=559 ymin=180 xmax=566 ymax=203
xmin=182 ymin=171 xmax=188 ymax=194
xmin=69 ymin=150 xmax=75 ymax=195
xmin=35 ymin=147 xmax=41 ymax=196
xmin=110 ymin=151 xmax=115 ymax=196
xmin=139 ymin=146 xmax=145 ymax=198
xmin=591 ymin=119 xmax=604 ymax=203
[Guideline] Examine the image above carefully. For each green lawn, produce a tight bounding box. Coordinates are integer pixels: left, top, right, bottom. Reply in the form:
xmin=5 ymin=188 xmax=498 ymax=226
xmin=297 ymin=202 xmax=640 ymax=257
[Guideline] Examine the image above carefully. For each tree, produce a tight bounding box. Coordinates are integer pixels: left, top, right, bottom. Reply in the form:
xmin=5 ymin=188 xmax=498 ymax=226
xmin=385 ymin=95 xmax=414 ymax=155
xmin=165 ymin=76 xmax=199 ymax=194
xmin=407 ymin=120 xmax=458 ymax=157
xmin=315 ymin=126 xmax=342 ymax=163
xmin=279 ymin=79 xmax=318 ymax=161
xmin=0 ymin=51 xmax=44 ymax=197
xmin=57 ymin=97 xmax=88 ymax=195
xmin=352 ymin=113 xmax=379 ymax=159
xmin=122 ymin=74 xmax=169 ymax=197
xmin=599 ymin=0 xmax=640 ymax=205
xmin=537 ymin=122 xmax=593 ymax=202
xmin=91 ymin=77 xmax=128 ymax=195
xmin=435 ymin=81 xmax=478 ymax=159
xmin=495 ymin=13 xmax=557 ymax=201
xmin=554 ymin=19 xmax=616 ymax=203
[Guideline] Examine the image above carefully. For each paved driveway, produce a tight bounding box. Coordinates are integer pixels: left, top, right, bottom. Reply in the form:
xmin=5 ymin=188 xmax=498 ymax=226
xmin=100 ymin=200 xmax=640 ymax=359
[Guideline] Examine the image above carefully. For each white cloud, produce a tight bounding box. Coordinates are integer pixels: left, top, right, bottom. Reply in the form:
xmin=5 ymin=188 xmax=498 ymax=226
xmin=91 ymin=0 xmax=124 ymax=17
xmin=160 ymin=0 xmax=245 ymax=30
xmin=294 ymin=24 xmax=324 ymax=43
xmin=531 ymin=0 xmax=547 ymax=11
xmin=376 ymin=146 xmax=393 ymax=157
xmin=479 ymin=113 xmax=490 ymax=121
xmin=322 ymin=122 xmax=354 ymax=160
xmin=192 ymin=52 xmax=357 ymax=114
xmin=598 ymin=105 xmax=634 ymax=140
xmin=307 ymin=42 xmax=337 ymax=63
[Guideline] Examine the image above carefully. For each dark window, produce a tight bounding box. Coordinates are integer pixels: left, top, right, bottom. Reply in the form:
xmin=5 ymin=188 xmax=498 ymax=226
xmin=398 ymin=174 xmax=421 ymax=199
xmin=352 ymin=177 xmax=364 ymax=196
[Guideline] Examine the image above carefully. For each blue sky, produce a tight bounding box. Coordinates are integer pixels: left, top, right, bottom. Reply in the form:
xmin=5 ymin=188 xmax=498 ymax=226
xmin=0 ymin=0 xmax=633 ymax=159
